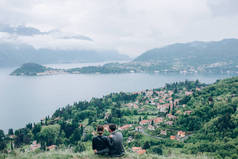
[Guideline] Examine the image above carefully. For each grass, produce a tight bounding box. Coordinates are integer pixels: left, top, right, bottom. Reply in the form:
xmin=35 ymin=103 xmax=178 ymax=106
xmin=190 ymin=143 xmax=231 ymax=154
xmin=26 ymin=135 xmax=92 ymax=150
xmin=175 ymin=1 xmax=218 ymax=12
xmin=1 ymin=149 xmax=213 ymax=159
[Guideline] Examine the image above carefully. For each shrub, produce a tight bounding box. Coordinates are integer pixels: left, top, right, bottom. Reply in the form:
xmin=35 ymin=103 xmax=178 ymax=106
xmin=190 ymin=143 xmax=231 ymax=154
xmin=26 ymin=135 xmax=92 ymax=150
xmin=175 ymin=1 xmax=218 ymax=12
xmin=150 ymin=146 xmax=163 ymax=155
xmin=74 ymin=142 xmax=86 ymax=153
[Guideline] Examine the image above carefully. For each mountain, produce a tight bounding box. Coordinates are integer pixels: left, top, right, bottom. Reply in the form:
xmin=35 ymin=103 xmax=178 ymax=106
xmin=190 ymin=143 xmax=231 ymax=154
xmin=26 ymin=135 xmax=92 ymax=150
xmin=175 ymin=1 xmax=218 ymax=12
xmin=134 ymin=39 xmax=238 ymax=72
xmin=0 ymin=42 xmax=130 ymax=67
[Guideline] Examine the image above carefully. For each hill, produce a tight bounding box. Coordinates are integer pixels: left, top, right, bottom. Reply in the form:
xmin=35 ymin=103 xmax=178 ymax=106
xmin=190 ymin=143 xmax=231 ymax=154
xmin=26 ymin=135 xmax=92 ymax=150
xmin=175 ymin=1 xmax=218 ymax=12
xmin=134 ymin=39 xmax=238 ymax=74
xmin=0 ymin=77 xmax=237 ymax=158
xmin=0 ymin=42 xmax=129 ymax=67
xmin=10 ymin=63 xmax=51 ymax=76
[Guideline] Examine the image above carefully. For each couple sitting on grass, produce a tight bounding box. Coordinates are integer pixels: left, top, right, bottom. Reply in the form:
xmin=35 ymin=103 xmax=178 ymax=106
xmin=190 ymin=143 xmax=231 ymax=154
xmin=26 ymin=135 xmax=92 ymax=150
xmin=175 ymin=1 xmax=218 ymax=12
xmin=92 ymin=124 xmax=125 ymax=157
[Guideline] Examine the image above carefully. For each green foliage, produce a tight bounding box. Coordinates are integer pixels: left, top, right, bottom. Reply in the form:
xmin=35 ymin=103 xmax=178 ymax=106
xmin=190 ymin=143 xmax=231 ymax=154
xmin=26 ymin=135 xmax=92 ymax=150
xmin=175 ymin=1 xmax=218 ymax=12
xmin=73 ymin=142 xmax=86 ymax=153
xmin=150 ymin=146 xmax=163 ymax=155
xmin=0 ymin=129 xmax=6 ymax=151
xmin=38 ymin=124 xmax=60 ymax=147
xmin=177 ymin=77 xmax=238 ymax=158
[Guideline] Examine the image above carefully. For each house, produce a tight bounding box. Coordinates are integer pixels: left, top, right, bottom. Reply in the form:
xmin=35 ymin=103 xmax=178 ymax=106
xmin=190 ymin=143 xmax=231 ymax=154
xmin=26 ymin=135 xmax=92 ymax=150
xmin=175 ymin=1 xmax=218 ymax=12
xmin=148 ymin=125 xmax=155 ymax=130
xmin=170 ymin=136 xmax=176 ymax=140
xmin=133 ymin=103 xmax=139 ymax=109
xmin=165 ymin=121 xmax=173 ymax=125
xmin=137 ymin=149 xmax=146 ymax=155
xmin=157 ymin=104 xmax=161 ymax=109
xmin=167 ymin=97 xmax=173 ymax=101
xmin=158 ymin=103 xmax=170 ymax=112
xmin=140 ymin=120 xmax=151 ymax=125
xmin=167 ymin=114 xmax=177 ymax=120
xmin=160 ymin=130 xmax=167 ymax=135
xmin=185 ymin=91 xmax=193 ymax=96
xmin=132 ymin=147 xmax=146 ymax=155
xmin=135 ymin=126 xmax=143 ymax=132
xmin=177 ymin=131 xmax=186 ymax=138
xmin=184 ymin=110 xmax=192 ymax=115
xmin=153 ymin=117 xmax=163 ymax=124
xmin=126 ymin=103 xmax=133 ymax=108
xmin=176 ymin=110 xmax=182 ymax=114
xmin=30 ymin=141 xmax=41 ymax=151
xmin=168 ymin=91 xmax=173 ymax=96
xmin=132 ymin=147 xmax=142 ymax=152
xmin=118 ymin=124 xmax=132 ymax=131
xmin=159 ymin=99 xmax=164 ymax=103
xmin=47 ymin=145 xmax=56 ymax=151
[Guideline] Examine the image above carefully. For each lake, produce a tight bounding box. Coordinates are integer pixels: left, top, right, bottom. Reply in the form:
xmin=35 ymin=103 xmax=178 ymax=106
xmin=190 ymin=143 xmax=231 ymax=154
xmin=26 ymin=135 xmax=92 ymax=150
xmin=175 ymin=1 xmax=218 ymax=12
xmin=0 ymin=63 xmax=234 ymax=132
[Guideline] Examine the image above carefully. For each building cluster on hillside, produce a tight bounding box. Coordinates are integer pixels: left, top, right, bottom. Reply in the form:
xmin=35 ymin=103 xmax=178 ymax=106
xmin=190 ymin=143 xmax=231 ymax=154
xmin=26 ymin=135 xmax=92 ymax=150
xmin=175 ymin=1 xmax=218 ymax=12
xmin=170 ymin=130 xmax=186 ymax=140
xmin=131 ymin=147 xmax=146 ymax=155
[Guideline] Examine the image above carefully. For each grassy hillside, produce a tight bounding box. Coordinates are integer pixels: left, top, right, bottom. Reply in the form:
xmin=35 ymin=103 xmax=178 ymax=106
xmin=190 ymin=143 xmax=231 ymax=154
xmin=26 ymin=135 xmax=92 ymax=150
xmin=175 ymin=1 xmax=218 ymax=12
xmin=0 ymin=77 xmax=237 ymax=158
xmin=1 ymin=149 xmax=212 ymax=159
xmin=176 ymin=77 xmax=238 ymax=159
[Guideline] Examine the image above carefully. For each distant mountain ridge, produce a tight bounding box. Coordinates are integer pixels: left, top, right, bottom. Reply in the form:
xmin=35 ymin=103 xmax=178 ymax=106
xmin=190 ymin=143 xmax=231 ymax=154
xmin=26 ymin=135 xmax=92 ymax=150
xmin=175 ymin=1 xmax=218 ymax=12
xmin=134 ymin=38 xmax=238 ymax=65
xmin=0 ymin=42 xmax=129 ymax=67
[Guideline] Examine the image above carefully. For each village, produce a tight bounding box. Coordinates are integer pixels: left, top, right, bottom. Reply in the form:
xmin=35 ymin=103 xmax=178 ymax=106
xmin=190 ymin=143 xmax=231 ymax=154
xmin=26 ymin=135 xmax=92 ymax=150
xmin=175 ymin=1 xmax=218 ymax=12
xmin=98 ymin=86 xmax=201 ymax=155
xmin=14 ymin=82 xmax=203 ymax=155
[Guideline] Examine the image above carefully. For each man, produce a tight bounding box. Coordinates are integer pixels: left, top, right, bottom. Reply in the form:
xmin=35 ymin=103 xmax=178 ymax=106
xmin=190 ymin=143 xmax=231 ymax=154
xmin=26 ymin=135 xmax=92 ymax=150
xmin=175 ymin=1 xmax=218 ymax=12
xmin=92 ymin=125 xmax=109 ymax=155
xmin=108 ymin=124 xmax=125 ymax=157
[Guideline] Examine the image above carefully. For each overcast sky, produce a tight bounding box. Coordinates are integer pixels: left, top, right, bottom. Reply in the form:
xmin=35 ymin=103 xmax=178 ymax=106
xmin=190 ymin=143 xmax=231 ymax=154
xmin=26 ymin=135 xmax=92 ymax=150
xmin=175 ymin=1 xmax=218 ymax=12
xmin=0 ymin=0 xmax=238 ymax=57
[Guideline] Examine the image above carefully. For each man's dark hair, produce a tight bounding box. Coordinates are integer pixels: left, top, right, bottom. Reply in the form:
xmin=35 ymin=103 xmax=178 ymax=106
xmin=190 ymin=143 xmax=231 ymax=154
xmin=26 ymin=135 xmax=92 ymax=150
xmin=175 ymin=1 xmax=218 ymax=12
xmin=97 ymin=125 xmax=104 ymax=134
xmin=109 ymin=124 xmax=116 ymax=132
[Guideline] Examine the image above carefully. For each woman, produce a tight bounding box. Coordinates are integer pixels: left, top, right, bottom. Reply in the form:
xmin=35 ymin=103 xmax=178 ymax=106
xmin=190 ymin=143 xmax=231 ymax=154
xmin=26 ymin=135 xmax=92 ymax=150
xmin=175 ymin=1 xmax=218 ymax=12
xmin=92 ymin=125 xmax=109 ymax=155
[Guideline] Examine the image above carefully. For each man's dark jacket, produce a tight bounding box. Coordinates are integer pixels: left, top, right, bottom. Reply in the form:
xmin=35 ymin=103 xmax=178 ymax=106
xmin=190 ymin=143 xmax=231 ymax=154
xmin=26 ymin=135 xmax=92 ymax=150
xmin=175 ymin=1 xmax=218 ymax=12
xmin=92 ymin=135 xmax=109 ymax=155
xmin=108 ymin=131 xmax=125 ymax=157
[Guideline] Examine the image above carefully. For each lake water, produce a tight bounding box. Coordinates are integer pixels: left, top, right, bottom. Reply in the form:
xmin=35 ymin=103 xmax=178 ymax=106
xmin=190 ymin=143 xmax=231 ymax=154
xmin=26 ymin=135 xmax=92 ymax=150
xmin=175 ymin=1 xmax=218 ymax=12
xmin=0 ymin=63 xmax=234 ymax=132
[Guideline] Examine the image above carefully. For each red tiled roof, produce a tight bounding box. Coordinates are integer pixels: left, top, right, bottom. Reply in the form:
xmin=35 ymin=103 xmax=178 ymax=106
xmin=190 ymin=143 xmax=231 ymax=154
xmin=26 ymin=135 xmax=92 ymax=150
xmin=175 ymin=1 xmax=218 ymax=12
xmin=170 ymin=136 xmax=176 ymax=140
xmin=47 ymin=145 xmax=56 ymax=150
xmin=140 ymin=120 xmax=151 ymax=125
xmin=132 ymin=147 xmax=142 ymax=151
xmin=177 ymin=131 xmax=186 ymax=137
xmin=119 ymin=124 xmax=132 ymax=130
xmin=137 ymin=149 xmax=146 ymax=155
xmin=153 ymin=117 xmax=163 ymax=124
xmin=132 ymin=147 xmax=146 ymax=155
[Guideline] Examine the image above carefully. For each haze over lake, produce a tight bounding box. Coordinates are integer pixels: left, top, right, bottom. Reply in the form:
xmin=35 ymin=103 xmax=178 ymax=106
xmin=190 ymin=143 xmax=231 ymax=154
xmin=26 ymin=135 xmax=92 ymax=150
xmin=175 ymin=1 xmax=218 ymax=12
xmin=0 ymin=63 xmax=233 ymax=132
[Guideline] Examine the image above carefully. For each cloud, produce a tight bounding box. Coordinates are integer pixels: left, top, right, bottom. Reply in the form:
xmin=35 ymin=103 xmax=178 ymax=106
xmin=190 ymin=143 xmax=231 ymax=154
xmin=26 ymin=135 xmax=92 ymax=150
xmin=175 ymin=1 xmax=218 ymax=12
xmin=0 ymin=24 xmax=47 ymax=36
xmin=0 ymin=24 xmax=93 ymax=41
xmin=48 ymin=30 xmax=93 ymax=41
xmin=207 ymin=0 xmax=238 ymax=16
xmin=0 ymin=0 xmax=238 ymax=57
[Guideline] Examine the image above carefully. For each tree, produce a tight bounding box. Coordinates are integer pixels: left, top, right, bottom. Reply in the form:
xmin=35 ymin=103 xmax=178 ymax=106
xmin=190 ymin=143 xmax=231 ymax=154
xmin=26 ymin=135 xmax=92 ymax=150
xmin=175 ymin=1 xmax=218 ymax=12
xmin=0 ymin=130 xmax=6 ymax=151
xmin=143 ymin=141 xmax=151 ymax=149
xmin=151 ymin=146 xmax=163 ymax=155
xmin=38 ymin=124 xmax=60 ymax=147
xmin=138 ymin=116 xmax=142 ymax=123
xmin=8 ymin=128 xmax=14 ymax=136
xmin=70 ymin=128 xmax=83 ymax=144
